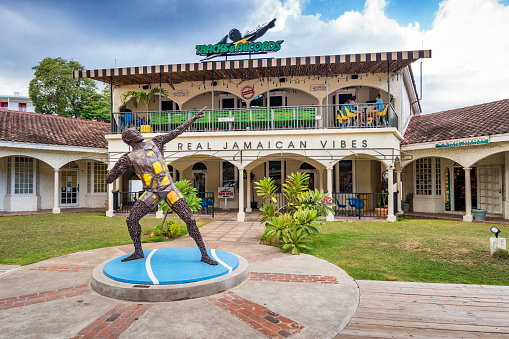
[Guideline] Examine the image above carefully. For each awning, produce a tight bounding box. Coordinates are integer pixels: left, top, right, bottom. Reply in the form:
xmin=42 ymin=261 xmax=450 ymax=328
xmin=74 ymin=50 xmax=431 ymax=86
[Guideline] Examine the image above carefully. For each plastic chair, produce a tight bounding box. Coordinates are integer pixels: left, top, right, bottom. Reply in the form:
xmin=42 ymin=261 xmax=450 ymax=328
xmin=120 ymin=112 xmax=134 ymax=130
xmin=377 ymin=104 xmax=389 ymax=126
xmin=348 ymin=198 xmax=365 ymax=216
xmin=336 ymin=110 xmax=349 ymax=127
xmin=336 ymin=198 xmax=346 ymax=215
xmin=344 ymin=107 xmax=358 ymax=126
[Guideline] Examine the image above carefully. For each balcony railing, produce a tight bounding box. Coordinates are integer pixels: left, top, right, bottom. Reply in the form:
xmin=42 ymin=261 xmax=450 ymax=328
xmin=110 ymin=103 xmax=398 ymax=134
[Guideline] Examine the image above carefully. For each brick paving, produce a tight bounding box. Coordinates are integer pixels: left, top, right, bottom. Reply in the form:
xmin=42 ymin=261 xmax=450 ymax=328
xmin=208 ymin=291 xmax=304 ymax=338
xmin=249 ymin=272 xmax=339 ymax=284
xmin=29 ymin=264 xmax=95 ymax=273
xmin=200 ymin=221 xmax=265 ymax=243
xmin=0 ymin=285 xmax=90 ymax=310
xmin=71 ymin=303 xmax=152 ymax=339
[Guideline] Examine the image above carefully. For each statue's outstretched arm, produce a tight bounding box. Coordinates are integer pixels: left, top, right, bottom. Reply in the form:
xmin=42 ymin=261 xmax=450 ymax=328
xmin=105 ymin=154 xmax=133 ymax=184
xmin=153 ymin=106 xmax=206 ymax=145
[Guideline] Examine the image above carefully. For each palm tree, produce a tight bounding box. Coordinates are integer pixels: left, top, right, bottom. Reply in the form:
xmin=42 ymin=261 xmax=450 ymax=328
xmin=121 ymin=87 xmax=169 ymax=111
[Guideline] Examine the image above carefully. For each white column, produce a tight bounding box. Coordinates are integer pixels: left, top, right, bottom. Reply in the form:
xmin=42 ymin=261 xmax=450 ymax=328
xmin=396 ymin=170 xmax=403 ymax=214
xmin=237 ymin=166 xmax=245 ymax=222
xmin=463 ymin=167 xmax=473 ymax=222
xmin=106 ymin=183 xmax=114 ymax=217
xmin=505 ymin=152 xmax=509 ymax=219
xmin=319 ymin=169 xmax=324 ymax=191
xmin=246 ymin=169 xmax=252 ymax=213
xmin=387 ymin=167 xmax=396 ymax=222
xmin=326 ymin=166 xmax=334 ymax=221
xmin=335 ymin=163 xmax=340 ymax=193
xmin=52 ymin=168 xmax=60 ymax=214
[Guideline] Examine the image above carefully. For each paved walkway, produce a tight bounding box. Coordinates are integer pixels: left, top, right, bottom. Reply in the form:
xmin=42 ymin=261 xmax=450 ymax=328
xmin=0 ymin=221 xmax=359 ymax=339
xmin=1 ymin=220 xmax=508 ymax=338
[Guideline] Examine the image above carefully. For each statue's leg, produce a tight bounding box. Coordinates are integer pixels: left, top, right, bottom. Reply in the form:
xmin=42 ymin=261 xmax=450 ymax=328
xmin=122 ymin=199 xmax=152 ymax=262
xmin=171 ymin=199 xmax=218 ymax=265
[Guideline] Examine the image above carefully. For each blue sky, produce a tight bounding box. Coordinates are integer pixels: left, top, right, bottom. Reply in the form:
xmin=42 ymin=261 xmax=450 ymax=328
xmin=1 ymin=0 xmax=508 ymax=114
xmin=303 ymin=0 xmax=440 ymax=30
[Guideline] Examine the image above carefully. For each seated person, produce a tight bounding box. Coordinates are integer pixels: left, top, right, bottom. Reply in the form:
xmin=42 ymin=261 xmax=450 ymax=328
xmin=375 ymin=94 xmax=384 ymax=111
xmin=369 ymin=94 xmax=385 ymax=124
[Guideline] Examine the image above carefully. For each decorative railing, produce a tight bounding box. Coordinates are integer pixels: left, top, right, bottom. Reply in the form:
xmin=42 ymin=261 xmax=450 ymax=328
xmin=333 ymin=192 xmax=398 ymax=218
xmin=110 ymin=103 xmax=398 ymax=134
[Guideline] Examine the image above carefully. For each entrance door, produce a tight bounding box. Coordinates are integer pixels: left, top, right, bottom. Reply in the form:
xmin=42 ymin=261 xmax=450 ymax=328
xmin=193 ymin=172 xmax=206 ymax=194
xmin=477 ymin=166 xmax=502 ymax=213
xmin=453 ymin=167 xmax=477 ymax=211
xmin=61 ymin=170 xmax=78 ymax=206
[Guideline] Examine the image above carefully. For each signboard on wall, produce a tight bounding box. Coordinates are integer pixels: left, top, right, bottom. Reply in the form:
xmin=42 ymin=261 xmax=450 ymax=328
xmin=218 ymin=186 xmax=234 ymax=198
xmin=444 ymin=167 xmax=451 ymax=211
xmin=171 ymin=90 xmax=188 ymax=97
xmin=436 ymin=136 xmax=489 ymax=148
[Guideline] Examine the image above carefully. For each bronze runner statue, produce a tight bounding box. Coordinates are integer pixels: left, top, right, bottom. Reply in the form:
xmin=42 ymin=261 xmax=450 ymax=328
xmin=105 ymin=107 xmax=218 ymax=264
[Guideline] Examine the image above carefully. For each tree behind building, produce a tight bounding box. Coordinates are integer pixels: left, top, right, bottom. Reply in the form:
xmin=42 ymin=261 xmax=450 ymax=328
xmin=29 ymin=57 xmax=109 ymax=122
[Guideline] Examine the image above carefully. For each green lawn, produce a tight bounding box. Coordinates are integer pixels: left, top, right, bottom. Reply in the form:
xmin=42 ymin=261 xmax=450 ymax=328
xmin=311 ymin=218 xmax=509 ymax=285
xmin=0 ymin=213 xmax=207 ymax=266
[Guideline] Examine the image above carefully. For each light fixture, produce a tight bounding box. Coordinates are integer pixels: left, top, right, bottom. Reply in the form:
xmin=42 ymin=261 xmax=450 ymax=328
xmin=491 ymin=226 xmax=501 ymax=238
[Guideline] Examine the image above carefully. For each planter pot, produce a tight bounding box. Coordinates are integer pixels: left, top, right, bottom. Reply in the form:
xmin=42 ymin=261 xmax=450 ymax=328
xmin=251 ymin=201 xmax=258 ymax=209
xmin=402 ymin=203 xmax=411 ymax=212
xmin=105 ymin=202 xmax=109 ymax=211
xmin=472 ymin=209 xmax=488 ymax=221
xmin=375 ymin=207 xmax=388 ymax=219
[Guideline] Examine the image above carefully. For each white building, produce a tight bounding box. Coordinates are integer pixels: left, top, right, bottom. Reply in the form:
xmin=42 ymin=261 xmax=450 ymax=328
xmin=0 ymin=92 xmax=35 ymax=112
xmin=75 ymin=49 xmax=432 ymax=222
xmin=0 ymin=109 xmax=109 ymax=212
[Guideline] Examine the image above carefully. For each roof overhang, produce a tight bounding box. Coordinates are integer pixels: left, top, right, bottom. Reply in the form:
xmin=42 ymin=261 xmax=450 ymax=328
xmin=74 ymin=50 xmax=431 ymax=86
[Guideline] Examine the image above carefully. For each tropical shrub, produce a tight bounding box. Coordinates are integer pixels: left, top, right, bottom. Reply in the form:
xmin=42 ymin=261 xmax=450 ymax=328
xmin=255 ymin=172 xmax=334 ymax=254
xmin=158 ymin=180 xmax=202 ymax=231
xmin=151 ymin=220 xmax=181 ymax=239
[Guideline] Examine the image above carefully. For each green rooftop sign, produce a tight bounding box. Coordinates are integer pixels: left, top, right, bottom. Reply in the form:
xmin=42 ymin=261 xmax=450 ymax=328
xmin=196 ymin=18 xmax=283 ymax=60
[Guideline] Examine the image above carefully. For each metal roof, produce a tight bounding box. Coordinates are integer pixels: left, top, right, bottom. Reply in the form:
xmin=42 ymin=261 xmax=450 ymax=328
xmin=74 ymin=50 xmax=431 ymax=86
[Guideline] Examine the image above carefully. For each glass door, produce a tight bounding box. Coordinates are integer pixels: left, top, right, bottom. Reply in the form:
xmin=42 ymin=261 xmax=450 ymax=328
xmin=61 ymin=170 xmax=78 ymax=206
xmin=477 ymin=166 xmax=502 ymax=213
xmin=193 ymin=172 xmax=206 ymax=194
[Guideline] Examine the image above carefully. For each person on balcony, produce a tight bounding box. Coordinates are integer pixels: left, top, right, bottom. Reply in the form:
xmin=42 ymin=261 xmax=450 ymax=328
xmin=105 ymin=107 xmax=218 ymax=265
xmin=342 ymin=97 xmax=358 ymax=125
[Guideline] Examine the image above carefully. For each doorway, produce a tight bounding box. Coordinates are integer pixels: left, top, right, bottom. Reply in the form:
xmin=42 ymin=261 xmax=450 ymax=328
xmin=453 ymin=167 xmax=477 ymax=211
xmin=477 ymin=166 xmax=502 ymax=213
xmin=193 ymin=173 xmax=206 ymax=193
xmin=61 ymin=170 xmax=78 ymax=206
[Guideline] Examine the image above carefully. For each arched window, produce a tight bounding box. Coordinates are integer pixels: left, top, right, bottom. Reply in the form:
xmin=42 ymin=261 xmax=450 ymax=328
xmin=192 ymin=162 xmax=207 ymax=170
xmin=300 ymin=162 xmax=315 ymax=170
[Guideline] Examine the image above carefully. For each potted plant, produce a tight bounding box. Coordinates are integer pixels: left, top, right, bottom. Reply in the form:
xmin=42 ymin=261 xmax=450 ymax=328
xmin=402 ymin=193 xmax=413 ymax=212
xmin=376 ymin=190 xmax=388 ymax=218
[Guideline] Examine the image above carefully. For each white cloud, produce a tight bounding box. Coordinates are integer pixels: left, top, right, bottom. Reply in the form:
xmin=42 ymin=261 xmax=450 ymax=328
xmin=246 ymin=0 xmax=509 ymax=113
xmin=422 ymin=0 xmax=509 ymax=113
xmin=1 ymin=0 xmax=507 ymax=114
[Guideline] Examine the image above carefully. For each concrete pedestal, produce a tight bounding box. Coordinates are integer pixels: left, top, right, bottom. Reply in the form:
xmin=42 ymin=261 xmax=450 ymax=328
xmin=491 ymin=237 xmax=507 ymax=255
xmin=92 ymin=247 xmax=248 ymax=302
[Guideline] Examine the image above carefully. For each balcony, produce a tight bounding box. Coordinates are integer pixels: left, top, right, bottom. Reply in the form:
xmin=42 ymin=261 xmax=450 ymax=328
xmin=110 ymin=103 xmax=398 ymax=134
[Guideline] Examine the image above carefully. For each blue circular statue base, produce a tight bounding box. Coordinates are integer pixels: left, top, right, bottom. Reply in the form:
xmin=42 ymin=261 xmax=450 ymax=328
xmin=103 ymin=247 xmax=239 ymax=285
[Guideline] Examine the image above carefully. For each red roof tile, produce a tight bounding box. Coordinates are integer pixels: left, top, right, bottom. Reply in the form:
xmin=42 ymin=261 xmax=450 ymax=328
xmin=403 ymin=99 xmax=509 ymax=145
xmin=0 ymin=109 xmax=109 ymax=149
